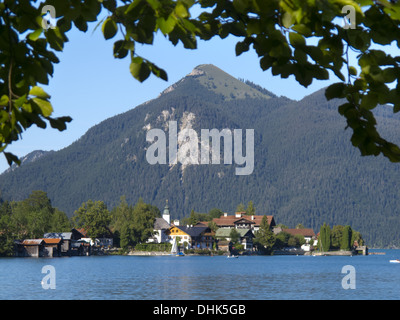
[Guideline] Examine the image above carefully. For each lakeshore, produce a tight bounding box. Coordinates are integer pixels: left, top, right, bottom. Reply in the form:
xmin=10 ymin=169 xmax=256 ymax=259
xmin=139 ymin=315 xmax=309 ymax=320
xmin=1 ymin=250 xmax=399 ymax=300
xmin=5 ymin=199 xmax=368 ymax=259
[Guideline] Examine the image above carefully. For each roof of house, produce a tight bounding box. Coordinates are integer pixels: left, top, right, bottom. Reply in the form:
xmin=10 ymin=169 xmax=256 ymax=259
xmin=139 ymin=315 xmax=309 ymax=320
xmin=75 ymin=228 xmax=88 ymax=237
xmin=42 ymin=238 xmax=62 ymax=244
xmin=21 ymin=239 xmax=44 ymax=245
xmin=154 ymin=217 xmax=170 ymax=230
xmin=217 ymin=240 xmax=231 ymax=246
xmin=176 ymin=226 xmax=209 ymax=237
xmin=194 ymin=222 xmax=208 ymax=227
xmin=234 ymin=218 xmax=256 ymax=225
xmin=213 ymin=214 xmax=275 ymax=227
xmin=215 ymin=228 xmax=254 ymax=238
xmin=282 ymin=228 xmax=315 ymax=237
xmin=61 ymin=232 xmax=72 ymax=240
xmin=43 ymin=232 xmax=72 ymax=240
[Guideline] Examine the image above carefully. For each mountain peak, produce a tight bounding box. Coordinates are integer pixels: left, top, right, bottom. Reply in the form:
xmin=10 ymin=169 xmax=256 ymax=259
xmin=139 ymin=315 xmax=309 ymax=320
xmin=160 ymin=64 xmax=273 ymax=101
xmin=187 ymin=64 xmax=224 ymax=76
xmin=187 ymin=64 xmax=273 ymax=100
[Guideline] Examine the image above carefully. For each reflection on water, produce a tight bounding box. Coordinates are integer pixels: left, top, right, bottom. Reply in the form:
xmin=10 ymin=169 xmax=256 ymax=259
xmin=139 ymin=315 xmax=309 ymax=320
xmin=0 ymin=251 xmax=399 ymax=300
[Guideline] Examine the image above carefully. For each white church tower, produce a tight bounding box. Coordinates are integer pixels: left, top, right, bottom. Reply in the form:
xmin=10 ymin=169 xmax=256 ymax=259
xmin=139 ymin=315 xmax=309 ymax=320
xmin=162 ymin=199 xmax=171 ymax=225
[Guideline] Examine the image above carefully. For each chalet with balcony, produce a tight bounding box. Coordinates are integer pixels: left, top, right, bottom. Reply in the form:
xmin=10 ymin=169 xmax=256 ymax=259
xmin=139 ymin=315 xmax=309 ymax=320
xmin=166 ymin=225 xmax=215 ymax=249
xmin=212 ymin=212 xmax=276 ymax=232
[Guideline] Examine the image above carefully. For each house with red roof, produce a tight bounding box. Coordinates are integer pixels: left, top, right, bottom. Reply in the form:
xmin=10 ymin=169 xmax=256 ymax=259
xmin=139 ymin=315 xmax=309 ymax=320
xmin=212 ymin=212 xmax=276 ymax=233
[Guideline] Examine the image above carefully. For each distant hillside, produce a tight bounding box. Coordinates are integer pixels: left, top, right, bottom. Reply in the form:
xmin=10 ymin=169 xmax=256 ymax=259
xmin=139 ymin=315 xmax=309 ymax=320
xmin=1 ymin=64 xmax=400 ymax=247
xmin=3 ymin=150 xmax=54 ymax=174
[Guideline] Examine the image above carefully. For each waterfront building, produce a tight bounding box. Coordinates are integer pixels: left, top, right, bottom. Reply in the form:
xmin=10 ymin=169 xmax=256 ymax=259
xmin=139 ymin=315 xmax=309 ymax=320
xmin=212 ymin=212 xmax=276 ymax=232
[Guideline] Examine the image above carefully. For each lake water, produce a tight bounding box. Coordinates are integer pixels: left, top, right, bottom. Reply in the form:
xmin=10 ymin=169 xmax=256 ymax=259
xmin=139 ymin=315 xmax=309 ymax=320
xmin=0 ymin=249 xmax=399 ymax=300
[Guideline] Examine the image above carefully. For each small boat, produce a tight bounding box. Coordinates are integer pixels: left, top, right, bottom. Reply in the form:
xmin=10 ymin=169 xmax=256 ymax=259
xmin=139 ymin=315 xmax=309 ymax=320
xmin=389 ymin=259 xmax=400 ymax=263
xmin=227 ymin=255 xmax=238 ymax=259
xmin=176 ymin=251 xmax=185 ymax=257
xmin=170 ymin=238 xmax=178 ymax=256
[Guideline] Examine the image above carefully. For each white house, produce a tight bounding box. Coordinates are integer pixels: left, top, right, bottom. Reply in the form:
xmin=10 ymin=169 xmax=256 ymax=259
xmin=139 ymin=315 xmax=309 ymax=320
xmin=148 ymin=200 xmax=171 ymax=243
xmin=282 ymin=228 xmax=316 ymax=252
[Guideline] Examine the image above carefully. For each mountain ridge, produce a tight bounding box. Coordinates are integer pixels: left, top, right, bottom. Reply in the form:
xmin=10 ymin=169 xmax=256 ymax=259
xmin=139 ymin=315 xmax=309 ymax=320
xmin=1 ymin=64 xmax=400 ymax=247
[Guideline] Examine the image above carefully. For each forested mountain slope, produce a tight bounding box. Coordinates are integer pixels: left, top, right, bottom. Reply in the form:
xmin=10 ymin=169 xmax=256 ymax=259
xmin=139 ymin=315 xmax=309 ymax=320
xmin=1 ymin=64 xmax=399 ymax=247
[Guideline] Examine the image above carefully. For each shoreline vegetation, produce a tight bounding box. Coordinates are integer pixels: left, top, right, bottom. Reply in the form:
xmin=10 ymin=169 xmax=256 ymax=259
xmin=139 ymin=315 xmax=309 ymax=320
xmin=110 ymin=249 xmax=363 ymax=257
xmin=0 ymin=191 xmax=371 ymax=258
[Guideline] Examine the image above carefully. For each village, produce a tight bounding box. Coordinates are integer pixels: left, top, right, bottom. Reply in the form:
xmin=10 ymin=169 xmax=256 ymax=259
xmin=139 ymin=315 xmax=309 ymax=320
xmin=14 ymin=200 xmax=367 ymax=258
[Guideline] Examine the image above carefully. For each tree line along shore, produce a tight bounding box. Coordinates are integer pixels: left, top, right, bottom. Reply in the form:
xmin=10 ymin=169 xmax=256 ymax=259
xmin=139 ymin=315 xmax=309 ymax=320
xmin=0 ymin=190 xmax=366 ymax=257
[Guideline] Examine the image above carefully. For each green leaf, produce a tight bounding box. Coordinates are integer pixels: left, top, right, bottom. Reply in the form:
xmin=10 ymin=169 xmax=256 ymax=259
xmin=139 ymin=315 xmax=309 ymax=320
xmin=28 ymin=28 xmax=43 ymax=41
xmin=125 ymin=0 xmax=143 ymax=14
xmin=233 ymin=0 xmax=248 ymax=13
xmin=45 ymin=28 xmax=64 ymax=51
xmin=289 ymin=32 xmax=305 ymax=48
xmin=0 ymin=95 xmax=9 ymax=107
xmin=130 ymin=58 xmax=151 ymax=82
xmin=360 ymin=92 xmax=379 ymax=110
xmin=235 ymin=39 xmax=250 ymax=56
xmin=325 ymin=83 xmax=347 ymax=100
xmin=282 ymin=12 xmax=294 ymax=28
xmin=349 ymin=66 xmax=358 ymax=76
xmin=49 ymin=116 xmax=73 ymax=131
xmin=351 ymin=128 xmax=367 ymax=147
xmin=14 ymin=95 xmax=27 ymax=108
xmin=150 ymin=64 xmax=168 ymax=81
xmin=4 ymin=152 xmax=20 ymax=166
xmin=32 ymin=98 xmax=53 ymax=117
xmin=146 ymin=0 xmax=161 ymax=11
xmin=113 ymin=40 xmax=129 ymax=59
xmin=175 ymin=2 xmax=189 ymax=18
xmin=102 ymin=17 xmax=118 ymax=40
xmin=157 ymin=16 xmax=176 ymax=35
xmin=29 ymin=86 xmax=51 ymax=99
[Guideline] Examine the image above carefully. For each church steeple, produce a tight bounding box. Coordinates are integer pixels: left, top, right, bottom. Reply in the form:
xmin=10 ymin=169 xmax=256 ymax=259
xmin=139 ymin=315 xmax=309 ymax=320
xmin=163 ymin=199 xmax=170 ymax=224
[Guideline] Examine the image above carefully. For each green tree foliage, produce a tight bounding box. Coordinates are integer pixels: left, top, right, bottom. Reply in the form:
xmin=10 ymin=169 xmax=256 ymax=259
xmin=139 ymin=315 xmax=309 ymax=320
xmin=72 ymin=200 xmax=111 ymax=239
xmin=110 ymin=197 xmax=160 ymax=249
xmin=208 ymin=208 xmax=223 ymax=220
xmin=319 ymin=222 xmax=331 ymax=252
xmin=207 ymin=220 xmax=218 ymax=233
xmin=50 ymin=208 xmax=72 ymax=232
xmin=229 ymin=228 xmax=240 ymax=244
xmin=11 ymin=190 xmax=70 ymax=238
xmin=236 ymin=202 xmax=245 ymax=212
xmin=246 ymin=200 xmax=255 ymax=215
xmin=187 ymin=209 xmax=198 ymax=225
xmin=326 ymin=224 xmax=361 ymax=250
xmin=331 ymin=225 xmax=344 ymax=249
xmin=0 ymin=66 xmax=396 ymax=247
xmin=130 ymin=198 xmax=160 ymax=244
xmin=341 ymin=225 xmax=353 ymax=250
xmin=0 ymin=190 xmax=70 ymax=256
xmin=3 ymin=0 xmax=400 ymax=166
xmin=352 ymin=230 xmax=365 ymax=246
xmin=287 ymin=235 xmax=305 ymax=248
xmin=110 ymin=196 xmax=132 ymax=232
xmin=254 ymin=215 xmax=276 ymax=254
xmin=274 ymin=231 xmax=305 ymax=249
xmin=0 ymin=201 xmax=14 ymax=256
xmin=274 ymin=231 xmax=291 ymax=249
xmin=119 ymin=223 xmax=131 ymax=252
xmin=180 ymin=207 xmax=223 ymax=225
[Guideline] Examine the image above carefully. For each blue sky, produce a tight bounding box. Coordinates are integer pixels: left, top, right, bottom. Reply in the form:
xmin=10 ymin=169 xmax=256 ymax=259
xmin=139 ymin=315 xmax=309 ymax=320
xmin=0 ymin=17 xmax=339 ymax=173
